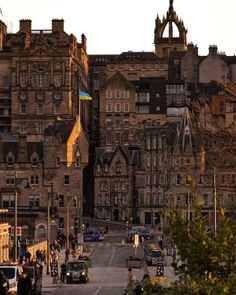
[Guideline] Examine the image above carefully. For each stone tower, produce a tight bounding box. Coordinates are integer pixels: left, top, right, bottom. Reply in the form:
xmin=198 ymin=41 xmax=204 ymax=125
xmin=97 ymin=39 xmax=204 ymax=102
xmin=154 ymin=0 xmax=187 ymax=58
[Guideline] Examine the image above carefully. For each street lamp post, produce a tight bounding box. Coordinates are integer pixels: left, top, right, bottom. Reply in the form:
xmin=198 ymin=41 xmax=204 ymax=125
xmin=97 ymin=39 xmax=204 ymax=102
xmin=46 ymin=183 xmax=53 ymax=275
xmin=13 ymin=175 xmax=31 ymax=262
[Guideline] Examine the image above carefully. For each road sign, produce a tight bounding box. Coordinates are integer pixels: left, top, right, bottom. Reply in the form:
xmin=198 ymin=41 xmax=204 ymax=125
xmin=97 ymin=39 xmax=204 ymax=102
xmin=50 ymin=262 xmax=58 ymax=277
xmin=10 ymin=227 xmax=22 ymax=236
xmin=156 ymin=262 xmax=164 ymax=276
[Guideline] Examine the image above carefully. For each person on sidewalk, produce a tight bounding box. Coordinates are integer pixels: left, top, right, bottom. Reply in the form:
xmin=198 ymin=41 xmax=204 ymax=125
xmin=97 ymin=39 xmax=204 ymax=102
xmin=60 ymin=263 xmax=66 ymax=283
xmin=126 ymin=267 xmax=135 ymax=290
xmin=0 ymin=270 xmax=9 ymax=295
xmin=17 ymin=271 xmax=32 ymax=295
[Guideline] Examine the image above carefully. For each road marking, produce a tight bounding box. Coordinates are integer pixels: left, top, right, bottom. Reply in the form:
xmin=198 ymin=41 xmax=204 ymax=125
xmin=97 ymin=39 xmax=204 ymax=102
xmin=93 ymin=286 xmax=102 ymax=295
xmin=108 ymin=246 xmax=116 ymax=266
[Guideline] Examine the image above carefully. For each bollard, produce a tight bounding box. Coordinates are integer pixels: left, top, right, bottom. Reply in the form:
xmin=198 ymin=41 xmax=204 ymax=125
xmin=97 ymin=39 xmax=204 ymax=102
xmin=121 ymin=239 xmax=125 ymax=247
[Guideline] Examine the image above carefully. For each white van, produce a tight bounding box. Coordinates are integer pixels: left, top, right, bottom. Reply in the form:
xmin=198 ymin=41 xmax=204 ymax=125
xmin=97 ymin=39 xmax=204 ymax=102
xmin=0 ymin=263 xmax=23 ymax=294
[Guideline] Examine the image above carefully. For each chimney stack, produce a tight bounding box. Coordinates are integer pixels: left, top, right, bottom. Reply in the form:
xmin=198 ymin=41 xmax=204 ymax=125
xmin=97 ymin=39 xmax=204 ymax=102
xmin=19 ymin=19 xmax=32 ymax=33
xmin=52 ymin=19 xmax=64 ymax=33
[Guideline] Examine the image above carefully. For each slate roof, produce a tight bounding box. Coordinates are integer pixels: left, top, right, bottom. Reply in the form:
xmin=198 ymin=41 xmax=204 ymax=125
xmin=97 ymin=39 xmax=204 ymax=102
xmin=44 ymin=119 xmax=75 ymax=144
xmin=0 ymin=134 xmax=44 ymax=162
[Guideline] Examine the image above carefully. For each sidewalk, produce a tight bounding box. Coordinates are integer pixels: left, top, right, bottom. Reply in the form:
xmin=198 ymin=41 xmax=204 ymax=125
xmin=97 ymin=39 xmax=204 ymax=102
xmin=42 ymin=245 xmax=95 ymax=293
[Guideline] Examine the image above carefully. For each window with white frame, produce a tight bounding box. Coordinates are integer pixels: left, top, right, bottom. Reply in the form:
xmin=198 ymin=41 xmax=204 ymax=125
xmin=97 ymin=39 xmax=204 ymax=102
xmin=6 ymin=153 xmax=14 ymax=167
xmin=106 ymin=89 xmax=112 ymax=99
xmin=54 ymin=104 xmax=61 ymax=114
xmin=123 ymin=132 xmax=129 ymax=145
xmin=124 ymin=103 xmax=130 ymax=112
xmin=2 ymin=194 xmax=14 ymax=207
xmin=153 ymin=137 xmax=157 ymax=149
xmin=147 ymin=174 xmax=151 ymax=186
xmin=146 ymin=192 xmax=150 ymax=205
xmin=37 ymin=104 xmax=44 ymax=114
xmin=58 ymin=195 xmax=64 ymax=207
xmin=115 ymin=103 xmax=121 ymax=112
xmin=106 ymin=119 xmax=113 ymax=130
xmin=20 ymin=123 xmax=27 ymax=133
xmin=147 ymin=137 xmax=151 ymax=150
xmin=123 ymin=119 xmax=129 ymax=130
xmin=106 ymin=103 xmax=112 ymax=112
xmin=147 ymin=154 xmax=151 ymax=168
xmin=36 ymin=122 xmax=43 ymax=134
xmin=115 ymin=89 xmax=120 ymax=99
xmin=20 ymin=104 xmax=27 ymax=114
xmin=124 ymin=90 xmax=129 ymax=99
xmin=20 ymin=73 xmax=28 ymax=88
xmin=106 ymin=133 xmax=112 ymax=145
xmin=6 ymin=176 xmax=15 ymax=186
xmin=114 ymin=181 xmax=119 ymax=191
xmin=30 ymin=175 xmax=39 ymax=185
xmin=115 ymin=133 xmax=120 ymax=144
xmin=115 ymin=119 xmax=121 ymax=129
xmin=98 ymin=194 xmax=102 ymax=205
xmin=116 ymin=161 xmax=121 ymax=174
xmin=153 ymin=154 xmax=157 ymax=167
xmin=54 ymin=73 xmax=62 ymax=87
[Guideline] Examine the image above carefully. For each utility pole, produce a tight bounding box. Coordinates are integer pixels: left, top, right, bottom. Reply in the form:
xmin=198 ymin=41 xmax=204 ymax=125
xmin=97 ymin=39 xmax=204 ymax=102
xmin=213 ymin=166 xmax=217 ymax=236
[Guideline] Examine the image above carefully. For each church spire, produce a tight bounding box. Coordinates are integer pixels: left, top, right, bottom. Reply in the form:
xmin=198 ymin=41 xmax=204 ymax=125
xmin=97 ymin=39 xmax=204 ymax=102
xmin=169 ymin=0 xmax=174 ymax=11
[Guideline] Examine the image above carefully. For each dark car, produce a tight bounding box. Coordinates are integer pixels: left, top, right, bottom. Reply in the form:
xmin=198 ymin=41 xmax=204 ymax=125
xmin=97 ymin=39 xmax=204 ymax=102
xmin=144 ymin=245 xmax=164 ymax=266
xmin=128 ymin=227 xmax=154 ymax=242
xmin=66 ymin=260 xmax=89 ymax=283
xmin=83 ymin=228 xmax=104 ymax=242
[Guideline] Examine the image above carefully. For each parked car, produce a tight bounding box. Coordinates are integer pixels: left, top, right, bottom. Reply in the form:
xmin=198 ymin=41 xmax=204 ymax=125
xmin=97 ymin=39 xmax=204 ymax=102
xmin=83 ymin=228 xmax=104 ymax=242
xmin=0 ymin=263 xmax=23 ymax=295
xmin=127 ymin=226 xmax=154 ymax=242
xmin=144 ymin=244 xmax=164 ymax=266
xmin=66 ymin=260 xmax=89 ymax=283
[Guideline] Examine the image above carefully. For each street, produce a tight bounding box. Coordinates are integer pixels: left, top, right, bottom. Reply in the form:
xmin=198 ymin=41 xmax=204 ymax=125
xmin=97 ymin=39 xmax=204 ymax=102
xmin=45 ymin=223 xmax=176 ymax=295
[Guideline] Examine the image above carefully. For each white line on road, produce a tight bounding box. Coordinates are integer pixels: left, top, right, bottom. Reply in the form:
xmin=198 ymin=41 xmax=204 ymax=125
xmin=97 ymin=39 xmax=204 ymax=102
xmin=108 ymin=246 xmax=116 ymax=266
xmin=93 ymin=286 xmax=102 ymax=295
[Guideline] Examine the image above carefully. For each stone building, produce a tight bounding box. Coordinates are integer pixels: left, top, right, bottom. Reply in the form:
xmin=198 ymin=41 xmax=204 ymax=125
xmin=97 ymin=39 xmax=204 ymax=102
xmin=0 ymin=117 xmax=88 ymax=240
xmin=0 ymin=18 xmax=89 ymax=240
xmin=0 ymin=210 xmax=9 ymax=262
xmin=94 ymin=146 xmax=140 ymax=222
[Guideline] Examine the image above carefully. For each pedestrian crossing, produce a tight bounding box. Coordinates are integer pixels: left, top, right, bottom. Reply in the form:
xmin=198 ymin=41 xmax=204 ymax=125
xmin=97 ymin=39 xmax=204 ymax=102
xmin=88 ymin=242 xmax=142 ymax=248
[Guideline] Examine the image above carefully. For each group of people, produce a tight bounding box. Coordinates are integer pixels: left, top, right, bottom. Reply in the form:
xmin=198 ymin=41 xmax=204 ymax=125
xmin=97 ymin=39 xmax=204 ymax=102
xmin=126 ymin=267 xmax=150 ymax=295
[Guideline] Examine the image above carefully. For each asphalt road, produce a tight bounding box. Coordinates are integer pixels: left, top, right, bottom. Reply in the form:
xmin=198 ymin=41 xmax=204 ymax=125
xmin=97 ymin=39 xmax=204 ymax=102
xmin=48 ymin=235 xmax=144 ymax=295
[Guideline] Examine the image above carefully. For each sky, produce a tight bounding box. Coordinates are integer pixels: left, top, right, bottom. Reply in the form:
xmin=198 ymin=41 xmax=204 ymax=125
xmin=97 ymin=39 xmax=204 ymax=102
xmin=1 ymin=0 xmax=236 ymax=56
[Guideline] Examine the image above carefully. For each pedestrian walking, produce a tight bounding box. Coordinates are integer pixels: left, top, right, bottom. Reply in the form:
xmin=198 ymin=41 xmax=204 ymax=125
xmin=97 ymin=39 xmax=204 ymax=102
xmin=60 ymin=263 xmax=66 ymax=283
xmin=126 ymin=267 xmax=135 ymax=290
xmin=17 ymin=271 xmax=32 ymax=295
xmin=0 ymin=270 xmax=9 ymax=295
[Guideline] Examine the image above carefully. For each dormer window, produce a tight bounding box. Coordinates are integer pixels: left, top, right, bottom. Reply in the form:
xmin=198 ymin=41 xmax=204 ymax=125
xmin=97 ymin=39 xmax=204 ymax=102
xmin=31 ymin=152 xmax=39 ymax=167
xmin=104 ymin=163 xmax=108 ymax=173
xmin=75 ymin=150 xmax=81 ymax=167
xmin=6 ymin=152 xmax=14 ymax=167
xmin=115 ymin=161 xmax=121 ymax=174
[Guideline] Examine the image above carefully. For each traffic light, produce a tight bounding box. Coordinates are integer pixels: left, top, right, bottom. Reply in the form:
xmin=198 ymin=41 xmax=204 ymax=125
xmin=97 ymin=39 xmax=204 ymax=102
xmin=156 ymin=262 xmax=164 ymax=276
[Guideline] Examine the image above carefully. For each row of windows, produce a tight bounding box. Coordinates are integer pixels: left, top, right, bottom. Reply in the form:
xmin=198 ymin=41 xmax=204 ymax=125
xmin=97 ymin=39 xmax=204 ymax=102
xmin=97 ymin=161 xmax=122 ymax=174
xmin=5 ymin=175 xmax=71 ymax=185
xmin=105 ymin=119 xmax=130 ymax=130
xmin=107 ymin=64 xmax=166 ymax=71
xmin=19 ymin=73 xmax=62 ymax=88
xmin=106 ymin=89 xmax=130 ymax=99
xmin=105 ymin=132 xmax=129 ymax=146
xmin=106 ymin=103 xmax=130 ymax=112
xmin=19 ymin=103 xmax=62 ymax=115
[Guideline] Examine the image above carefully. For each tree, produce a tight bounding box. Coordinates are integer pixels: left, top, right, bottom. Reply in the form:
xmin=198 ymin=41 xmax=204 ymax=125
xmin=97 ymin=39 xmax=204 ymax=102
xmin=164 ymin=197 xmax=236 ymax=294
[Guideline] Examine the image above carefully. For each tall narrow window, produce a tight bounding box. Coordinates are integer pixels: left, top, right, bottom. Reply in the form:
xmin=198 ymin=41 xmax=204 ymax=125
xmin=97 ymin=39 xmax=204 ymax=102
xmin=64 ymin=175 xmax=70 ymax=185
